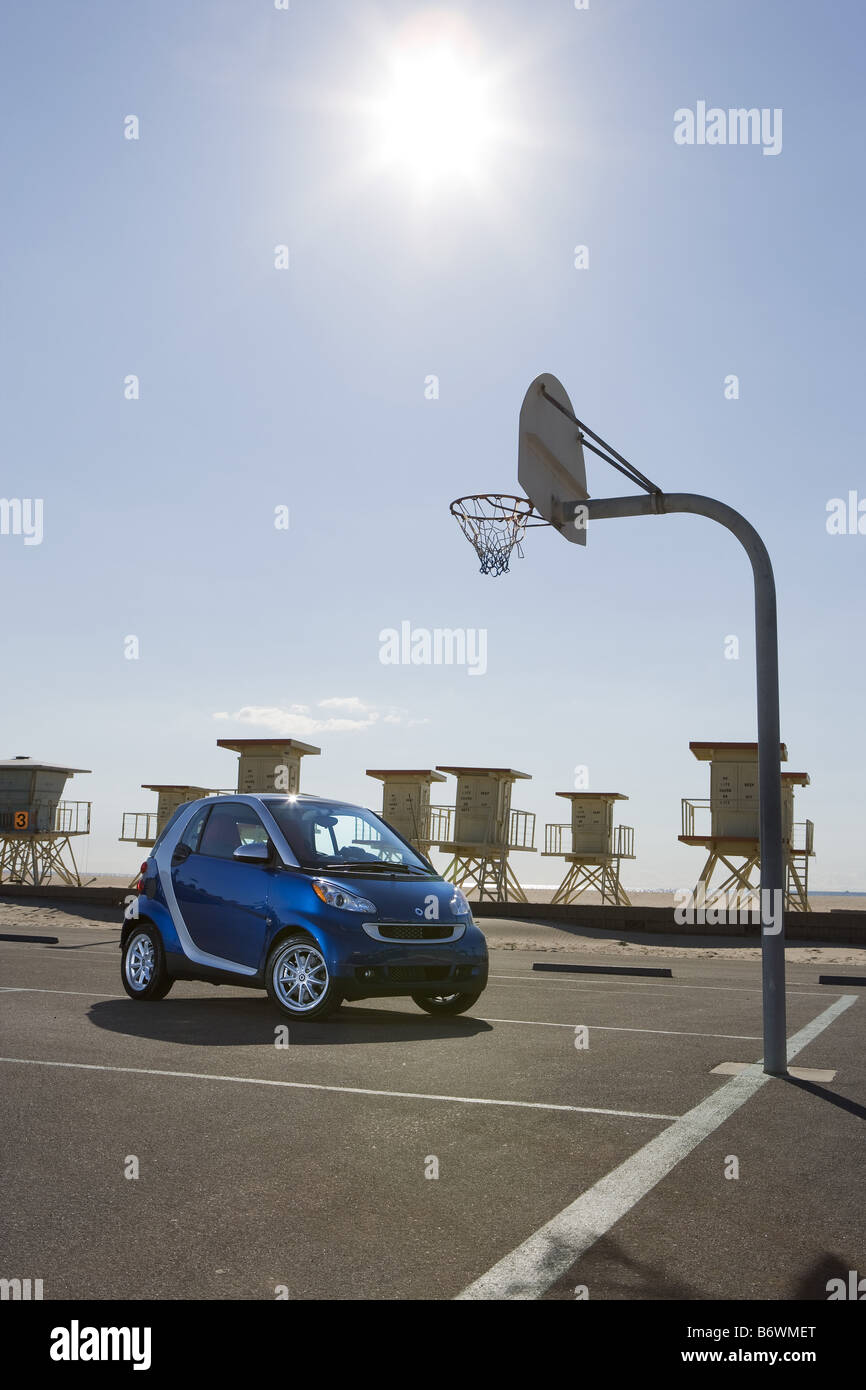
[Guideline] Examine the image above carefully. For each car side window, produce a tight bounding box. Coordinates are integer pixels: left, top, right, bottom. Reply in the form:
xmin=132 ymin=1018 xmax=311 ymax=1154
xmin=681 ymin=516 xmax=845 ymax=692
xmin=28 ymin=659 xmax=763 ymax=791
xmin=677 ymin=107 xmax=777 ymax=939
xmin=237 ymin=815 xmax=270 ymax=847
xmin=199 ymin=804 xmax=269 ymax=860
xmin=178 ymin=805 xmax=210 ymax=854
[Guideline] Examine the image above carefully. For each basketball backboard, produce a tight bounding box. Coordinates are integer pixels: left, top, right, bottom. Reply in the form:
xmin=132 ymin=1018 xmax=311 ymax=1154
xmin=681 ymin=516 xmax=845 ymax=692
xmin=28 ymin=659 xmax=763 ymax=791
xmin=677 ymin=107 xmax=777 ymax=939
xmin=518 ymin=373 xmax=588 ymax=545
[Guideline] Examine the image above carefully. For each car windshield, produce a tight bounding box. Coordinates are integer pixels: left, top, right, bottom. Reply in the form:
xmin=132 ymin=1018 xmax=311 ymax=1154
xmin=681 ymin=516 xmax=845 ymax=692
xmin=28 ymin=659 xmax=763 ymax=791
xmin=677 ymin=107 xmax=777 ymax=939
xmin=266 ymin=799 xmax=436 ymax=875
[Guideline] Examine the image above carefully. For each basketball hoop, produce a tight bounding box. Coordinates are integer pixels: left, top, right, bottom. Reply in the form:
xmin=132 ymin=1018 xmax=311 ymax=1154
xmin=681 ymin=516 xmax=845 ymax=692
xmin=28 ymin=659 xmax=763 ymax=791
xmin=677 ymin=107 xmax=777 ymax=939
xmin=449 ymin=494 xmax=545 ymax=577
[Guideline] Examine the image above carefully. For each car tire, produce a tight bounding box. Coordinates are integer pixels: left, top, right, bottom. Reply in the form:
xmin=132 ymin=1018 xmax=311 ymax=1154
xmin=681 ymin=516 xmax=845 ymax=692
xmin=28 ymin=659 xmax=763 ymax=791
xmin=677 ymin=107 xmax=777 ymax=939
xmin=266 ymin=936 xmax=342 ymax=1020
xmin=121 ymin=924 xmax=174 ymax=1001
xmin=411 ymin=991 xmax=481 ymax=1017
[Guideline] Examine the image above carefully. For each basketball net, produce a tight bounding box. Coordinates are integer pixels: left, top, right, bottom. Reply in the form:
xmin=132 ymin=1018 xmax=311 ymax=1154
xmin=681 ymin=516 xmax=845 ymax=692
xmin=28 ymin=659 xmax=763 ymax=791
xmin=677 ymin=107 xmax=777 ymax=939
xmin=449 ymin=494 xmax=542 ymax=577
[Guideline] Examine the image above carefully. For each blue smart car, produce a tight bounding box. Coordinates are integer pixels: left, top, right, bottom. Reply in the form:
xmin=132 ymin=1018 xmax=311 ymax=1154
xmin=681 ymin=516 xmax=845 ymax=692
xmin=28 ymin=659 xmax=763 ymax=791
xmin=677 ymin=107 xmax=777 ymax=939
xmin=120 ymin=793 xmax=488 ymax=1020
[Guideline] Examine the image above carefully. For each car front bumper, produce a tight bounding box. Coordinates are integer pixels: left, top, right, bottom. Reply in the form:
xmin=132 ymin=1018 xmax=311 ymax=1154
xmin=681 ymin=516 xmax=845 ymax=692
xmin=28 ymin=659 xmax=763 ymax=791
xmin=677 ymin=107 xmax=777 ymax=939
xmin=329 ymin=921 xmax=489 ymax=999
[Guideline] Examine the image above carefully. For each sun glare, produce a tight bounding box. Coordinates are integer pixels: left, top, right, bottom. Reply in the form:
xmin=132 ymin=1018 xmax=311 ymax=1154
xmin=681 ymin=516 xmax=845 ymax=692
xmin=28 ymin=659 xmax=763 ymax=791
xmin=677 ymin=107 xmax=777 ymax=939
xmin=373 ymin=41 xmax=498 ymax=191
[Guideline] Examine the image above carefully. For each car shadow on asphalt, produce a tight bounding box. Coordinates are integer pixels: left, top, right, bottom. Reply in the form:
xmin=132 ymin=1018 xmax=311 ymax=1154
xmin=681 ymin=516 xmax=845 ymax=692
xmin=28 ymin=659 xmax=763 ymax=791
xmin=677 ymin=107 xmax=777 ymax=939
xmin=543 ymin=1239 xmax=857 ymax=1300
xmin=86 ymin=997 xmax=493 ymax=1047
xmin=790 ymin=1253 xmax=861 ymax=1299
xmin=541 ymin=1234 xmax=705 ymax=1300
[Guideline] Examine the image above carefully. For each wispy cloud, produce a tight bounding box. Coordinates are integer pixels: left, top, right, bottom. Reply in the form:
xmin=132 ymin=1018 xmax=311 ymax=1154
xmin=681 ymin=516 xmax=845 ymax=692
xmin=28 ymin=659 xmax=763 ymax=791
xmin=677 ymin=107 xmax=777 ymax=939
xmin=213 ymin=697 xmax=428 ymax=736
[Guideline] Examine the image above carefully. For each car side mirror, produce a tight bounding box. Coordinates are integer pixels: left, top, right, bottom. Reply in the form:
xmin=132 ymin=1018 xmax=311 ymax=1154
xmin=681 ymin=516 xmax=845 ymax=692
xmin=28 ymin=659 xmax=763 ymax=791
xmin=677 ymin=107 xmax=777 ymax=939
xmin=233 ymin=841 xmax=270 ymax=863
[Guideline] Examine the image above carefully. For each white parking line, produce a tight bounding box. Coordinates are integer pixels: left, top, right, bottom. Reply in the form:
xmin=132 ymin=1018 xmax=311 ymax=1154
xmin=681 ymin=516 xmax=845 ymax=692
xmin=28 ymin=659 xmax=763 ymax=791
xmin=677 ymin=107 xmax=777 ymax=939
xmin=0 ymin=1056 xmax=680 ymax=1121
xmin=455 ymin=994 xmax=858 ymax=1300
xmin=481 ymin=1017 xmax=762 ymax=1041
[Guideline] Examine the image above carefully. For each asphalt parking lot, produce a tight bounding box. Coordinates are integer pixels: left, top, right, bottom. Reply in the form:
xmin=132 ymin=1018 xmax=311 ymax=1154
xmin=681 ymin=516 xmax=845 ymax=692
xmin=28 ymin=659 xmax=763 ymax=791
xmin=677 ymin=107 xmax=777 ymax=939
xmin=1 ymin=906 xmax=863 ymax=1301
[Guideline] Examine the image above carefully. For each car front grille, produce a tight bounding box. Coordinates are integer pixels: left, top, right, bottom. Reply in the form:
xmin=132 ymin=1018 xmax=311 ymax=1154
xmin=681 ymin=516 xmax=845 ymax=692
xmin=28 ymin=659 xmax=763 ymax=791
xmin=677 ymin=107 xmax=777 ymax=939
xmin=377 ymin=923 xmax=454 ymax=941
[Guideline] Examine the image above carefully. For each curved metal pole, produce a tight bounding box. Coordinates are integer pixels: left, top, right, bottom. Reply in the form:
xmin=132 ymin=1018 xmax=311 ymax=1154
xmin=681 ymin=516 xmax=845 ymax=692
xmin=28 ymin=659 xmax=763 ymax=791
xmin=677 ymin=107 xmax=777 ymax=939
xmin=584 ymin=493 xmax=787 ymax=1076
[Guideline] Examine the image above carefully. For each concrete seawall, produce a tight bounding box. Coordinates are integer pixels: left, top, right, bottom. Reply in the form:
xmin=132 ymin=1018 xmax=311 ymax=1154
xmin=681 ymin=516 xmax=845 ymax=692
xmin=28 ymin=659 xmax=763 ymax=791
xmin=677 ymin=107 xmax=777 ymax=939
xmin=470 ymin=899 xmax=866 ymax=945
xmin=0 ymin=884 xmax=130 ymax=908
xmin=1 ymin=882 xmax=864 ymax=945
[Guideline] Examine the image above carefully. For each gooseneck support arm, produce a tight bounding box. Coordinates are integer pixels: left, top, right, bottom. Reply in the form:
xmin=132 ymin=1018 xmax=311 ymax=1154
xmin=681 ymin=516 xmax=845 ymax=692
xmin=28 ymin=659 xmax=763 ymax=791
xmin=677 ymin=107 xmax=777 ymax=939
xmin=583 ymin=493 xmax=787 ymax=1076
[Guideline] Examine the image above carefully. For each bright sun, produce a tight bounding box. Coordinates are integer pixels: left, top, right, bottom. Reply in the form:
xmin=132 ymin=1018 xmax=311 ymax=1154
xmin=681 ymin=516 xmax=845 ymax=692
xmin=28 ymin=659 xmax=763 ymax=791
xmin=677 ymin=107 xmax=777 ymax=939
xmin=372 ymin=41 xmax=498 ymax=191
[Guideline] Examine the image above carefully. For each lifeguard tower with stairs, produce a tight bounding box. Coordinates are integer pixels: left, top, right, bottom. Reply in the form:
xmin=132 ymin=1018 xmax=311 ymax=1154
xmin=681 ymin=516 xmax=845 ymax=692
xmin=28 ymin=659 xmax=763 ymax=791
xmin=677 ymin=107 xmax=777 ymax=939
xmin=0 ymin=756 xmax=92 ymax=886
xmin=544 ymin=792 xmax=635 ymax=906
xmin=680 ymin=741 xmax=814 ymax=911
xmin=429 ymin=766 xmax=535 ymax=902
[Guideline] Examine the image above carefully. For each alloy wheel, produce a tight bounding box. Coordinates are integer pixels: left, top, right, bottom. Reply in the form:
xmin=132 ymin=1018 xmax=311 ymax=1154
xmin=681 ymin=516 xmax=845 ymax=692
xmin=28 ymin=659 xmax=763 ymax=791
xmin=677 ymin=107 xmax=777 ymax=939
xmin=125 ymin=932 xmax=155 ymax=990
xmin=273 ymin=943 xmax=330 ymax=1013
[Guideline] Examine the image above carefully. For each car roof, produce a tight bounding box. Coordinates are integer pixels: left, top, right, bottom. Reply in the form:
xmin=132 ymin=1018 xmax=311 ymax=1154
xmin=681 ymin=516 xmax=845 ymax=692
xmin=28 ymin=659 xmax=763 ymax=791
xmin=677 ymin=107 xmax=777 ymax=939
xmin=205 ymin=792 xmax=359 ymax=810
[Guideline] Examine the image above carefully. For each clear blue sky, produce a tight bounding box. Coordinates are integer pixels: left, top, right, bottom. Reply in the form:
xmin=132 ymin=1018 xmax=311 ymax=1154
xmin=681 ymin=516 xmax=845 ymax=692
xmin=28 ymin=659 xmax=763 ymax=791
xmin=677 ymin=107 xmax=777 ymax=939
xmin=1 ymin=0 xmax=863 ymax=885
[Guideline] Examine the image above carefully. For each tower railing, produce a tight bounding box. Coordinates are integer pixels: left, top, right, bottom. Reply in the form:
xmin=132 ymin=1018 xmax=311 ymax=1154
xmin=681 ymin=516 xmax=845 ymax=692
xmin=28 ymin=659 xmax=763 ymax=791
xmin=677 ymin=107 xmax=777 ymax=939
xmin=120 ymin=812 xmax=158 ymax=844
xmin=428 ymin=805 xmax=455 ymax=844
xmin=613 ymin=824 xmax=635 ymax=859
xmin=428 ymin=805 xmax=535 ymax=850
xmin=544 ymin=822 xmax=569 ymax=855
xmin=681 ymin=801 xmax=812 ymax=856
xmin=508 ymin=809 xmax=536 ymax=849
xmin=544 ymin=822 xmax=634 ymax=858
xmin=0 ymin=801 xmax=91 ymax=836
xmin=681 ymin=797 xmax=711 ymax=837
xmin=53 ymin=801 xmax=91 ymax=835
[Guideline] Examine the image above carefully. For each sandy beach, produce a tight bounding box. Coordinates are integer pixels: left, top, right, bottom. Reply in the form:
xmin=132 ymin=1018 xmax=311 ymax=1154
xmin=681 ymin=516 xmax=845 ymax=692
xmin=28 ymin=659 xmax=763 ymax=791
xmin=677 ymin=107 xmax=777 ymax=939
xmin=517 ymin=886 xmax=866 ymax=914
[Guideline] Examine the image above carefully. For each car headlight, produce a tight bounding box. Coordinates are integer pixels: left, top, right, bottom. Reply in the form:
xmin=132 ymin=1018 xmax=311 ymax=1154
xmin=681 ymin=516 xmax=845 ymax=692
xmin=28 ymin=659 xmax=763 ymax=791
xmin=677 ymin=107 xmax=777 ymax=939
xmin=449 ymin=888 xmax=472 ymax=917
xmin=311 ymin=878 xmax=377 ymax=913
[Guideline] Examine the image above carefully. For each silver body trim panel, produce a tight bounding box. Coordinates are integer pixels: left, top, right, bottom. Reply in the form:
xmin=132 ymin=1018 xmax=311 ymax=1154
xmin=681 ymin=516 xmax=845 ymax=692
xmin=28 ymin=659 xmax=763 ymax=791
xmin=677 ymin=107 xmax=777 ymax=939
xmin=152 ymin=796 xmax=299 ymax=977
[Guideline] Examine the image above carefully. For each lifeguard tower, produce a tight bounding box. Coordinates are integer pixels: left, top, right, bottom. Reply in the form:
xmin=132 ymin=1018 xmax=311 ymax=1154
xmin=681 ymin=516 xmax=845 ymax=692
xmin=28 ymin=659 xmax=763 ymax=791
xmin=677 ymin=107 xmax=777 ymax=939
xmin=430 ymin=766 xmax=536 ymax=902
xmin=0 ymin=756 xmax=92 ymax=886
xmin=217 ymin=738 xmax=321 ymax=794
xmin=680 ymin=742 xmax=814 ymax=911
xmin=366 ymin=769 xmax=446 ymax=854
xmin=543 ymin=792 xmax=635 ymax=906
xmin=120 ymin=785 xmax=215 ymax=850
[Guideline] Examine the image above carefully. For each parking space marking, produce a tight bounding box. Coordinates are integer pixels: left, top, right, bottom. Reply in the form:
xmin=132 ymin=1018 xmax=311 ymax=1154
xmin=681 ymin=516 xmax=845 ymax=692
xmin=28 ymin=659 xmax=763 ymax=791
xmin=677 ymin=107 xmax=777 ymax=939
xmin=481 ymin=1017 xmax=762 ymax=1041
xmin=0 ymin=1057 xmax=680 ymax=1121
xmin=455 ymin=993 xmax=858 ymax=1300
